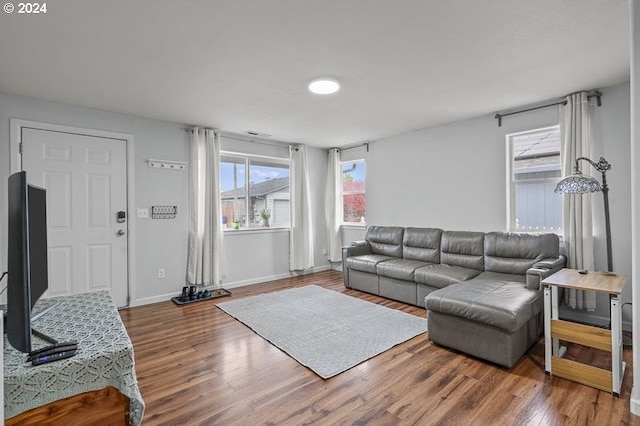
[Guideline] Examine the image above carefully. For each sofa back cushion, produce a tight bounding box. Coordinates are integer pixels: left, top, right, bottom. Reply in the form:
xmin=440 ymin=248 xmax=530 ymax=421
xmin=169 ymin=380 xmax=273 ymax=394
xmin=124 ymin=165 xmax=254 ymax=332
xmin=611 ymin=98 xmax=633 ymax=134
xmin=402 ymin=227 xmax=443 ymax=262
xmin=484 ymin=232 xmax=559 ymax=275
xmin=366 ymin=226 xmax=404 ymax=257
xmin=440 ymin=231 xmax=484 ymax=270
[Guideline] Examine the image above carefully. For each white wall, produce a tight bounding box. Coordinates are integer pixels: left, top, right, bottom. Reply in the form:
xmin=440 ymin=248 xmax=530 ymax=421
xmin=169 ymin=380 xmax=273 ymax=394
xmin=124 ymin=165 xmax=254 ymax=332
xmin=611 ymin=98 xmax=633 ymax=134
xmin=0 ymin=94 xmax=330 ymax=306
xmin=341 ymin=225 xmax=366 ymax=247
xmin=0 ymin=93 xmax=190 ymax=306
xmin=629 ymin=0 xmax=640 ymax=415
xmin=354 ymin=82 xmax=632 ymax=329
xmin=364 ymin=104 xmax=558 ymax=230
xmin=1 ymin=82 xmax=630 ymax=319
xmin=589 ymin=83 xmax=632 ymax=329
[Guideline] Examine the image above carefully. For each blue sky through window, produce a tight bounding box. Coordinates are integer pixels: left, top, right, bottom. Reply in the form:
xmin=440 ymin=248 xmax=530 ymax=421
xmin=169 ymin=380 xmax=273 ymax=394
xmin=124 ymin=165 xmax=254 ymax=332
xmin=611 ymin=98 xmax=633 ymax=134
xmin=220 ymin=160 xmax=289 ymax=192
xmin=343 ymin=161 xmax=365 ymax=182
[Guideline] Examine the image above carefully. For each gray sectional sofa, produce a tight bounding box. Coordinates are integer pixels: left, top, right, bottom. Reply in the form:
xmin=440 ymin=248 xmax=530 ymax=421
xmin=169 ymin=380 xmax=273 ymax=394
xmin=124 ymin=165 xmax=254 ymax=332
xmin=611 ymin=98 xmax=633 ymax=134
xmin=342 ymin=226 xmax=566 ymax=367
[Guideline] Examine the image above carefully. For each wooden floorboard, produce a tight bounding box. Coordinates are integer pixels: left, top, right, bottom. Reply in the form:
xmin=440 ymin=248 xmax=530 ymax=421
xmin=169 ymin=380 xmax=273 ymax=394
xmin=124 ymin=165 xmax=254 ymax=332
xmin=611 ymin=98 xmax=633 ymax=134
xmin=119 ymin=270 xmax=640 ymax=425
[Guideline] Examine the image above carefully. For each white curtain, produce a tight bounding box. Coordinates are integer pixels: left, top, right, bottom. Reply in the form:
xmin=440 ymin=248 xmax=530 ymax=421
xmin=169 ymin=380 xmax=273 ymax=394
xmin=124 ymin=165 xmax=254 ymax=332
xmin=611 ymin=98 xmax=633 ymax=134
xmin=187 ymin=128 xmax=226 ymax=287
xmin=289 ymin=145 xmax=315 ymax=271
xmin=325 ymin=148 xmax=342 ymax=263
xmin=561 ymin=93 xmax=596 ymax=310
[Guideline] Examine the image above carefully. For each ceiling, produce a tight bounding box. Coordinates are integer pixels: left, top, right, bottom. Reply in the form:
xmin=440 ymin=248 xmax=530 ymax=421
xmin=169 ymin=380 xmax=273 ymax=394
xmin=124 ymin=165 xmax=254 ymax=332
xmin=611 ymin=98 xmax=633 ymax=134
xmin=0 ymin=0 xmax=630 ymax=148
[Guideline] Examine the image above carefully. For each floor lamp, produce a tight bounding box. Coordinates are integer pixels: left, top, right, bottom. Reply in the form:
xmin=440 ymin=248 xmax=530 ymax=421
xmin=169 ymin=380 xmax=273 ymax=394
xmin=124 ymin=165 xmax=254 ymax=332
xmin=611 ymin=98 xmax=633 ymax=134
xmin=554 ymin=156 xmax=613 ymax=272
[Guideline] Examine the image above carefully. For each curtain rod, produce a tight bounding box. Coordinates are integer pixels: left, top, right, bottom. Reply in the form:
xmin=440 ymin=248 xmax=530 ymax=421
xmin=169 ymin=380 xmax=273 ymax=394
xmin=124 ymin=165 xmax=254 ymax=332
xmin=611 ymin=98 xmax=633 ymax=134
xmin=184 ymin=127 xmax=290 ymax=148
xmin=220 ymin=133 xmax=290 ymax=148
xmin=494 ymin=90 xmax=602 ymax=127
xmin=334 ymin=142 xmax=370 ymax=153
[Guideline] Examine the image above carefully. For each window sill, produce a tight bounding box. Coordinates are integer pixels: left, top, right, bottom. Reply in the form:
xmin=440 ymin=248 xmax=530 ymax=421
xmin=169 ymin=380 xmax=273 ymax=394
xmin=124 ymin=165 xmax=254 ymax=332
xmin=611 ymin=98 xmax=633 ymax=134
xmin=224 ymin=227 xmax=290 ymax=235
xmin=341 ymin=223 xmax=367 ymax=229
xmin=511 ymin=228 xmax=563 ymax=236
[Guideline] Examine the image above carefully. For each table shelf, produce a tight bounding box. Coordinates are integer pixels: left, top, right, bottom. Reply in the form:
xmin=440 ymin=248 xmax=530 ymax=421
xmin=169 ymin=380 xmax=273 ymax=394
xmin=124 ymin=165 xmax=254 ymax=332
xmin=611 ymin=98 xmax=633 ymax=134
xmin=550 ymin=319 xmax=611 ymax=351
xmin=542 ymin=268 xmax=627 ymax=396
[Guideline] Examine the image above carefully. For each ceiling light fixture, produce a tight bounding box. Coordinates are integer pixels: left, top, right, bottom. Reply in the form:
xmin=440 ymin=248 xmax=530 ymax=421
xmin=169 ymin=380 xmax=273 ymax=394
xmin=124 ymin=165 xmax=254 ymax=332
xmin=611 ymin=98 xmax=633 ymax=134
xmin=308 ymin=78 xmax=340 ymax=95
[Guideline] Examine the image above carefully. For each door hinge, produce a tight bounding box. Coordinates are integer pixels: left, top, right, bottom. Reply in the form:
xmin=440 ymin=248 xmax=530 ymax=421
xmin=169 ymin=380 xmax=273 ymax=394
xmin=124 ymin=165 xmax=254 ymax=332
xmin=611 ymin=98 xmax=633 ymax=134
xmin=19 ymin=142 xmax=23 ymax=154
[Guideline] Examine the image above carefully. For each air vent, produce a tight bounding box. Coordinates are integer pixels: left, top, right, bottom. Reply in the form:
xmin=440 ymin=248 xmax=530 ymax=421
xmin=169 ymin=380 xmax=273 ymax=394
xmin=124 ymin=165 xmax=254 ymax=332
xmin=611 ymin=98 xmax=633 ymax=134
xmin=245 ymin=131 xmax=271 ymax=138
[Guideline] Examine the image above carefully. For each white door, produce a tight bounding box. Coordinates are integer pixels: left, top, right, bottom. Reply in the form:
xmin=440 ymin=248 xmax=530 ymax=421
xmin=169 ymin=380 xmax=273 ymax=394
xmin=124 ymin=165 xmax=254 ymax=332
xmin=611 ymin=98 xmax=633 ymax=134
xmin=21 ymin=128 xmax=129 ymax=307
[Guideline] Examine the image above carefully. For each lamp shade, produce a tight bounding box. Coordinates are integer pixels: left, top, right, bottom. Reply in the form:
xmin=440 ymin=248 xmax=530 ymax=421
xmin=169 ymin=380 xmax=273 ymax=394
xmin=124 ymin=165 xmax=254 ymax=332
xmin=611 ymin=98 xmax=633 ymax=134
xmin=554 ymin=172 xmax=602 ymax=194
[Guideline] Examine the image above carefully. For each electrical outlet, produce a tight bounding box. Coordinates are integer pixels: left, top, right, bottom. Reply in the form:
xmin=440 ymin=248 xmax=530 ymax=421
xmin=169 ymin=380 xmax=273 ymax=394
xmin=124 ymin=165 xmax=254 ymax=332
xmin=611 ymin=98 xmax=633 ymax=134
xmin=158 ymin=268 xmax=165 ymax=279
xmin=137 ymin=208 xmax=149 ymax=219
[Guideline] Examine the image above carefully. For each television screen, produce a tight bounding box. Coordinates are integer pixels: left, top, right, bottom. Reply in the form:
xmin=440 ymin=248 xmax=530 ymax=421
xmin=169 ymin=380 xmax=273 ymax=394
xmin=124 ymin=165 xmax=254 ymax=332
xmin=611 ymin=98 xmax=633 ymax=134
xmin=7 ymin=171 xmax=49 ymax=353
xmin=27 ymin=184 xmax=48 ymax=307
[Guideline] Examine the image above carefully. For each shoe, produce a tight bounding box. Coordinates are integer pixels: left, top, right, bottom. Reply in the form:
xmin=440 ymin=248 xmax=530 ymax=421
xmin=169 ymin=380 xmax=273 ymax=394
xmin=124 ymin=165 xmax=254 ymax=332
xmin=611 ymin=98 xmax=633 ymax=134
xmin=180 ymin=286 xmax=189 ymax=301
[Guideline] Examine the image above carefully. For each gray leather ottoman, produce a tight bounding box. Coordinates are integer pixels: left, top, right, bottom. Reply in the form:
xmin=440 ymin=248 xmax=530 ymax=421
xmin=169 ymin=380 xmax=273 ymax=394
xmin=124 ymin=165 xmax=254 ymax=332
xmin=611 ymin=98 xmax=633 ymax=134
xmin=425 ymin=279 xmax=543 ymax=368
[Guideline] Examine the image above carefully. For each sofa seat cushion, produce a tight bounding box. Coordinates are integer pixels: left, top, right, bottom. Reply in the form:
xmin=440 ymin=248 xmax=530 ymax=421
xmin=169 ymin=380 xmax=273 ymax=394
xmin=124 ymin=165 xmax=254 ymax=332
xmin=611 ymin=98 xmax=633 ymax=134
xmin=425 ymin=279 xmax=542 ymax=333
xmin=376 ymin=258 xmax=435 ymax=281
xmin=475 ymin=271 xmax=526 ymax=284
xmin=415 ymin=264 xmax=481 ymax=288
xmin=346 ymin=254 xmax=396 ymax=274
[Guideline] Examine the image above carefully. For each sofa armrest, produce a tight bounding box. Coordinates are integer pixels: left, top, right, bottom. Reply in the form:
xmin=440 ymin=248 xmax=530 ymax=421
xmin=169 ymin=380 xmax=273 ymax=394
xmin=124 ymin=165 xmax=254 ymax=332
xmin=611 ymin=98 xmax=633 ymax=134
xmin=342 ymin=242 xmax=371 ymax=258
xmin=526 ymin=255 xmax=567 ymax=290
xmin=532 ymin=257 xmax=566 ymax=270
xmin=342 ymin=242 xmax=372 ymax=288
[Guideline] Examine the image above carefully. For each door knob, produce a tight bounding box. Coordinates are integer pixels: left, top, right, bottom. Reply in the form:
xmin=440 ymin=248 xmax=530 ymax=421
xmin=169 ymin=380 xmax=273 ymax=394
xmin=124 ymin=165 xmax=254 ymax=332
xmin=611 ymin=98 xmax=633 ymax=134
xmin=116 ymin=229 xmax=126 ymax=237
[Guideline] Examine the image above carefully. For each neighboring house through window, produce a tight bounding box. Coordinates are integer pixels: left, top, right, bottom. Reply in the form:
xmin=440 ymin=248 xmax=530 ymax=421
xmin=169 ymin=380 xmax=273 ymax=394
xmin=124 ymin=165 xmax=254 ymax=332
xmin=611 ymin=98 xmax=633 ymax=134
xmin=507 ymin=126 xmax=562 ymax=233
xmin=220 ymin=153 xmax=290 ymax=229
xmin=342 ymin=159 xmax=366 ymax=224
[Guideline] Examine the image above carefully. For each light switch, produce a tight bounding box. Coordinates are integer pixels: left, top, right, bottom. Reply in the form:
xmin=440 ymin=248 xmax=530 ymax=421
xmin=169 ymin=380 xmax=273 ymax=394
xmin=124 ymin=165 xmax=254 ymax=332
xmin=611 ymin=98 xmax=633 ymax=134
xmin=137 ymin=208 xmax=149 ymax=219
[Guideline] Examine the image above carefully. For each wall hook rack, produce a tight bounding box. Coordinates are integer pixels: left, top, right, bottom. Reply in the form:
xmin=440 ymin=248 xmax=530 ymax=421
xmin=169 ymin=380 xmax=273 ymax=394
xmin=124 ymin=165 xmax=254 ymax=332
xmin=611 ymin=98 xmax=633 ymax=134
xmin=147 ymin=159 xmax=187 ymax=171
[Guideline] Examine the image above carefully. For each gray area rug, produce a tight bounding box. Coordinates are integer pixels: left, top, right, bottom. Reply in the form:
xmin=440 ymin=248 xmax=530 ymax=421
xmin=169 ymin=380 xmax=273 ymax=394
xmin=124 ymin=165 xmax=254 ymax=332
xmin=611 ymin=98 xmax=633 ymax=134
xmin=216 ymin=285 xmax=428 ymax=379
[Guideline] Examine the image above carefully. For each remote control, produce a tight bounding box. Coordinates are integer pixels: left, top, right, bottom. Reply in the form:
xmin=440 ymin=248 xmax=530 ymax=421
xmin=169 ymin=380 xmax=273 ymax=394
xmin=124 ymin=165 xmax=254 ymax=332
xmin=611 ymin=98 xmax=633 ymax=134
xmin=28 ymin=341 xmax=78 ymax=358
xmin=31 ymin=349 xmax=77 ymax=366
xmin=27 ymin=344 xmax=78 ymax=362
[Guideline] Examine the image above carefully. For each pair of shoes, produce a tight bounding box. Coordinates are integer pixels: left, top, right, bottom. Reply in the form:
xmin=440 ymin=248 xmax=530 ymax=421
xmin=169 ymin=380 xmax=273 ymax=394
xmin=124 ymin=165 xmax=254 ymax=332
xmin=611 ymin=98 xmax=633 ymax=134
xmin=196 ymin=290 xmax=211 ymax=299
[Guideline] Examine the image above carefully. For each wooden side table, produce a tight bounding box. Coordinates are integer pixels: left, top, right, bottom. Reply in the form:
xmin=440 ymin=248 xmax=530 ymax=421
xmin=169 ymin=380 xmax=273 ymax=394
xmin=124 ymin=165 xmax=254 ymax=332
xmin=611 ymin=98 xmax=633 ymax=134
xmin=542 ymin=268 xmax=627 ymax=395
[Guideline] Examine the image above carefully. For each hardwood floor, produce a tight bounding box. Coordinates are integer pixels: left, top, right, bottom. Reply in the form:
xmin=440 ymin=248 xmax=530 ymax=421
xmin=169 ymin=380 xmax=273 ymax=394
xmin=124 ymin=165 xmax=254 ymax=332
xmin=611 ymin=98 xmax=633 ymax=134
xmin=119 ymin=270 xmax=639 ymax=425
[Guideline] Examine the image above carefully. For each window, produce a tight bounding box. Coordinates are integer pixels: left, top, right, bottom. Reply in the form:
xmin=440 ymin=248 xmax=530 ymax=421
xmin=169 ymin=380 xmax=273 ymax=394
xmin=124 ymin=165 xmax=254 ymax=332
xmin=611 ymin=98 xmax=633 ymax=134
xmin=220 ymin=153 xmax=290 ymax=229
xmin=507 ymin=126 xmax=562 ymax=233
xmin=342 ymin=159 xmax=366 ymax=224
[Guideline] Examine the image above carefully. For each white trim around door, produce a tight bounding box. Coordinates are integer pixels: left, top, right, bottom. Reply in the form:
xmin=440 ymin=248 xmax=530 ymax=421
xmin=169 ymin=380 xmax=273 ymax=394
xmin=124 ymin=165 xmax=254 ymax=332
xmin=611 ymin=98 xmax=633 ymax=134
xmin=10 ymin=119 xmax=136 ymax=307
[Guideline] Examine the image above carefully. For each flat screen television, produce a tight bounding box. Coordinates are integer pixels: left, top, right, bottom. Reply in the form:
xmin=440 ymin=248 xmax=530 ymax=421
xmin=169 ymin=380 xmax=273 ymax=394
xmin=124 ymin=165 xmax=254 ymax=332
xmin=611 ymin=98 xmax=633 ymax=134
xmin=7 ymin=171 xmax=50 ymax=353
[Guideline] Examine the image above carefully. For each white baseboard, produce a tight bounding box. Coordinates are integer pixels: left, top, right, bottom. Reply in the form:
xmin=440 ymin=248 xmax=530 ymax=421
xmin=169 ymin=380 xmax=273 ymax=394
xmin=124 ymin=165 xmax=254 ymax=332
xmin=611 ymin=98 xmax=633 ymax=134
xmin=222 ymin=265 xmax=332 ymax=289
xmin=129 ymin=292 xmax=179 ymax=307
xmin=128 ymin=265 xmax=333 ymax=307
xmin=631 ymin=388 xmax=640 ymax=416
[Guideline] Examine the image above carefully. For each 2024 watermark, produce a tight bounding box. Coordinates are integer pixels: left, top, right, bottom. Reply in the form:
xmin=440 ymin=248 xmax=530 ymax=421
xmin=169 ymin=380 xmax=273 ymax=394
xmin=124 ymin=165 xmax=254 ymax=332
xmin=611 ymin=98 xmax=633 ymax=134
xmin=4 ymin=3 xmax=47 ymax=14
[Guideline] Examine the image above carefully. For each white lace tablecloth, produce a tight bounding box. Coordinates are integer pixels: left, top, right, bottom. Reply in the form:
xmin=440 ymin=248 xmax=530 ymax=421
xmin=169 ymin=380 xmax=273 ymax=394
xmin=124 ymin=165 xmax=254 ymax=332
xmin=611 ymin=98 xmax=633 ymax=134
xmin=4 ymin=290 xmax=144 ymax=425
